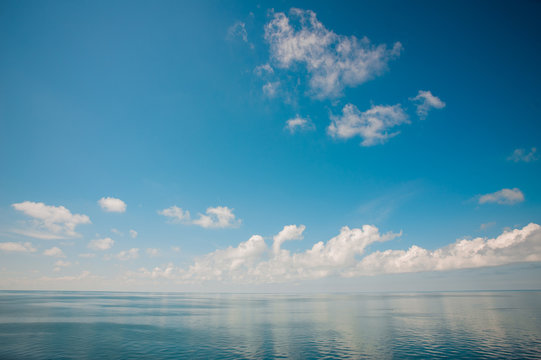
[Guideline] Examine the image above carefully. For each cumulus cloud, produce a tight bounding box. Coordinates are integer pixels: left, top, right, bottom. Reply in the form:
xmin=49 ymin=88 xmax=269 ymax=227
xmin=0 ymin=242 xmax=36 ymax=253
xmin=88 ymin=237 xmax=114 ymax=251
xmin=508 ymin=147 xmax=538 ymax=163
xmin=410 ymin=90 xmax=446 ymax=119
xmin=328 ymin=103 xmax=409 ymax=146
xmin=159 ymin=205 xmax=241 ymax=229
xmin=98 ymin=197 xmax=126 ymax=213
xmin=138 ymin=223 xmax=541 ymax=284
xmin=129 ymin=229 xmax=138 ymax=238
xmin=11 ymin=201 xmax=91 ymax=239
xmin=262 ymin=81 xmax=280 ymax=98
xmin=285 ymin=116 xmax=315 ymax=133
xmin=43 ymin=246 xmax=65 ymax=258
xmin=264 ymin=8 xmax=401 ymax=99
xmin=479 ymin=188 xmax=524 ymax=205
xmin=116 ymin=248 xmax=139 ymax=261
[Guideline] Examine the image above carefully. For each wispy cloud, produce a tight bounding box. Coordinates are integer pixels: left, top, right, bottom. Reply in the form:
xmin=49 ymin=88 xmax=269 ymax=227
xmin=264 ymin=8 xmax=401 ymax=99
xmin=159 ymin=205 xmax=241 ymax=229
xmin=98 ymin=197 xmax=126 ymax=213
xmin=478 ymin=188 xmax=524 ymax=205
xmin=507 ymin=147 xmax=538 ymax=163
xmin=0 ymin=241 xmax=36 ymax=253
xmin=328 ymin=103 xmax=409 ymax=146
xmin=88 ymin=237 xmax=114 ymax=251
xmin=12 ymin=201 xmax=91 ymax=239
xmin=43 ymin=246 xmax=66 ymax=258
xmin=410 ymin=90 xmax=445 ymax=119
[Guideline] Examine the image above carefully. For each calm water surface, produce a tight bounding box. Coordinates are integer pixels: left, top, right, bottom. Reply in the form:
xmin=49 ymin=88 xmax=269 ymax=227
xmin=0 ymin=291 xmax=540 ymax=359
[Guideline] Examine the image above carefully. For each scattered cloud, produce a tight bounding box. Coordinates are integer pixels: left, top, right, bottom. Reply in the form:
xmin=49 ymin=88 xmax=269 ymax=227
xmin=129 ymin=229 xmax=138 ymax=238
xmin=98 ymin=197 xmax=126 ymax=213
xmin=146 ymin=248 xmax=159 ymax=257
xmin=254 ymin=63 xmax=274 ymax=77
xmin=140 ymin=223 xmax=541 ymax=284
xmin=227 ymin=21 xmax=248 ymax=43
xmin=328 ymin=103 xmax=409 ymax=146
xmin=262 ymin=81 xmax=280 ymax=98
xmin=158 ymin=206 xmax=191 ymax=223
xmin=507 ymin=147 xmax=538 ymax=163
xmin=43 ymin=246 xmax=65 ymax=258
xmin=410 ymin=90 xmax=445 ymax=119
xmin=285 ymin=116 xmax=315 ymax=133
xmin=111 ymin=228 xmax=123 ymax=236
xmin=0 ymin=242 xmax=36 ymax=253
xmin=53 ymin=260 xmax=71 ymax=272
xmin=264 ymin=8 xmax=401 ymax=99
xmin=479 ymin=188 xmax=524 ymax=205
xmin=159 ymin=205 xmax=241 ymax=229
xmin=88 ymin=237 xmax=114 ymax=251
xmin=116 ymin=248 xmax=139 ymax=261
xmin=11 ymin=201 xmax=91 ymax=239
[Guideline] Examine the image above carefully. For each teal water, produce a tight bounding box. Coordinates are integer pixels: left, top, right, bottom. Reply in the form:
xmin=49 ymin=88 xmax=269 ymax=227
xmin=0 ymin=291 xmax=540 ymax=359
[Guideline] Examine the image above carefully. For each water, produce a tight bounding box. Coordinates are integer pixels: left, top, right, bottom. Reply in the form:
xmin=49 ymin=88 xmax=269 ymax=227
xmin=0 ymin=291 xmax=540 ymax=359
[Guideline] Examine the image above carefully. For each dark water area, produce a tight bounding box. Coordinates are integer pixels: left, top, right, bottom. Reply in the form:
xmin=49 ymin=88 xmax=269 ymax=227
xmin=0 ymin=291 xmax=540 ymax=359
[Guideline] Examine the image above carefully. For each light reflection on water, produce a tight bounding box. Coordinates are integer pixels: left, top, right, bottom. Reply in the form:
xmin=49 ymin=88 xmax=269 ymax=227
xmin=0 ymin=291 xmax=540 ymax=359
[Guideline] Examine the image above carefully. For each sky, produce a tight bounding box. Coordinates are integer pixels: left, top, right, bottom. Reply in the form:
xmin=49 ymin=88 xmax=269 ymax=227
xmin=0 ymin=0 xmax=540 ymax=292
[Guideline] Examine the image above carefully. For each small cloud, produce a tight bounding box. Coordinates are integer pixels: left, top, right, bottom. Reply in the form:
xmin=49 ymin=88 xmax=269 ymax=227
xmin=0 ymin=241 xmax=36 ymax=253
xmin=410 ymin=90 xmax=446 ymax=119
xmin=146 ymin=248 xmax=159 ymax=257
xmin=129 ymin=229 xmax=138 ymax=239
xmin=254 ymin=63 xmax=274 ymax=77
xmin=227 ymin=21 xmax=248 ymax=42
xmin=478 ymin=188 xmax=524 ymax=205
xmin=507 ymin=147 xmax=538 ymax=163
xmin=43 ymin=246 xmax=65 ymax=258
xmin=111 ymin=228 xmax=123 ymax=236
xmin=88 ymin=237 xmax=114 ymax=251
xmin=171 ymin=246 xmax=181 ymax=253
xmin=78 ymin=253 xmax=96 ymax=258
xmin=192 ymin=206 xmax=241 ymax=229
xmin=159 ymin=205 xmax=241 ymax=229
xmin=328 ymin=103 xmax=409 ymax=146
xmin=285 ymin=116 xmax=315 ymax=133
xmin=11 ymin=201 xmax=91 ymax=239
xmin=53 ymin=260 xmax=71 ymax=272
xmin=480 ymin=222 xmax=496 ymax=231
xmin=159 ymin=206 xmax=191 ymax=223
xmin=262 ymin=81 xmax=280 ymax=98
xmin=116 ymin=248 xmax=139 ymax=261
xmin=98 ymin=197 xmax=127 ymax=213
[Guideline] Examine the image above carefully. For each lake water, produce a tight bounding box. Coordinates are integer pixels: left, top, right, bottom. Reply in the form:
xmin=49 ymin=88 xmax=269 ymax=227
xmin=0 ymin=291 xmax=540 ymax=359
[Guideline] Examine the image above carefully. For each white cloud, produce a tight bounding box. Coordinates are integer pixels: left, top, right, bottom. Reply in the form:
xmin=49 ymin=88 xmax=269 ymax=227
xmin=0 ymin=242 xmax=36 ymax=253
xmin=88 ymin=237 xmax=114 ymax=251
xmin=264 ymin=8 xmax=401 ymax=99
xmin=111 ymin=228 xmax=123 ymax=236
xmin=410 ymin=90 xmax=446 ymax=119
xmin=146 ymin=248 xmax=159 ymax=257
xmin=43 ymin=246 xmax=65 ymax=258
xmin=254 ymin=63 xmax=274 ymax=77
xmin=262 ymin=81 xmax=280 ymax=98
xmin=159 ymin=205 xmax=241 ymax=229
xmin=129 ymin=229 xmax=138 ymax=238
xmin=116 ymin=248 xmax=139 ymax=261
xmin=349 ymin=223 xmax=541 ymax=276
xmin=53 ymin=260 xmax=71 ymax=272
xmin=227 ymin=21 xmax=248 ymax=43
xmin=142 ymin=223 xmax=541 ymax=284
xmin=479 ymin=188 xmax=524 ymax=205
xmin=508 ymin=147 xmax=538 ymax=163
xmin=78 ymin=253 xmax=96 ymax=258
xmin=98 ymin=197 xmax=126 ymax=213
xmin=12 ymin=201 xmax=91 ymax=239
xmin=192 ymin=206 xmax=241 ymax=229
xmin=285 ymin=116 xmax=315 ymax=133
xmin=328 ymin=103 xmax=409 ymax=146
xmin=158 ymin=206 xmax=191 ymax=223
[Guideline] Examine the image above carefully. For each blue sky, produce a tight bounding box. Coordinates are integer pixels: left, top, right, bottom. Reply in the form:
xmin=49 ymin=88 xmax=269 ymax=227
xmin=0 ymin=0 xmax=540 ymax=291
